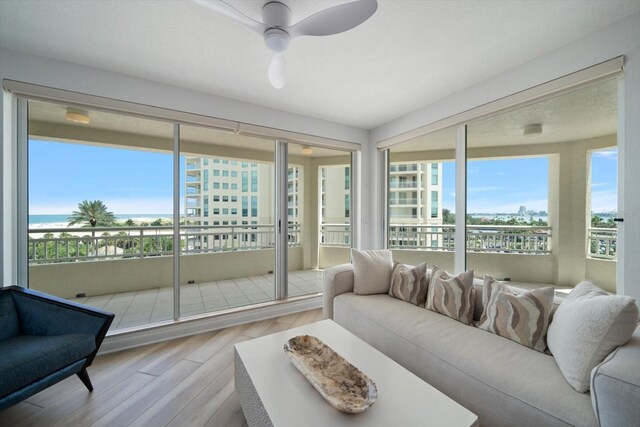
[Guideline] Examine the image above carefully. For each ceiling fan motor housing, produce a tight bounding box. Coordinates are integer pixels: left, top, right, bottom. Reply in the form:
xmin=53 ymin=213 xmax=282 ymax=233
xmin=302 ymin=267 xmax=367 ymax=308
xmin=262 ymin=1 xmax=291 ymax=27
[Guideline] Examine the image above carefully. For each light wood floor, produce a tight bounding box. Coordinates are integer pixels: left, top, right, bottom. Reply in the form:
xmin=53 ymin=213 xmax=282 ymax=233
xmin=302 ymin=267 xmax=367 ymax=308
xmin=0 ymin=309 xmax=325 ymax=427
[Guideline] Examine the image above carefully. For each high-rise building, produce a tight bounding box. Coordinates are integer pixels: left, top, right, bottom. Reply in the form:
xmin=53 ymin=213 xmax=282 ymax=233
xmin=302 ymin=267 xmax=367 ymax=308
xmin=389 ymin=162 xmax=442 ymax=224
xmin=184 ymin=156 xmax=302 ymax=250
xmin=388 ymin=162 xmax=443 ymax=248
xmin=319 ymin=165 xmax=351 ymax=246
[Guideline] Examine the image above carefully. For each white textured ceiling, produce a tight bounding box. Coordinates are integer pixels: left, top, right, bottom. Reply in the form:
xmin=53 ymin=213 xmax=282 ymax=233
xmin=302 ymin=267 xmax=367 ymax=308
xmin=1 ymin=0 xmax=639 ymax=129
xmin=392 ymin=79 xmax=617 ymax=152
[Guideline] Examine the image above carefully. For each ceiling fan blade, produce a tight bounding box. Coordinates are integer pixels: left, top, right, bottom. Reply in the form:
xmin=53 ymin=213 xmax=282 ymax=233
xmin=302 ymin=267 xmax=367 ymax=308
xmin=288 ymin=0 xmax=378 ymax=38
xmin=268 ymin=53 xmax=287 ymax=89
xmin=191 ymin=0 xmax=266 ymax=35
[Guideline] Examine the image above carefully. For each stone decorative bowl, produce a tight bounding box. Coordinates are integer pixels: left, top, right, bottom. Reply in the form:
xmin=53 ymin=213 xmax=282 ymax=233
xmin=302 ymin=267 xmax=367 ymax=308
xmin=284 ymin=335 xmax=378 ymax=413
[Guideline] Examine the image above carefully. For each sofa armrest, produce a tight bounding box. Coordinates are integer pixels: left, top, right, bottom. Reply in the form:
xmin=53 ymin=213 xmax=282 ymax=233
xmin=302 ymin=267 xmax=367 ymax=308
xmin=323 ymin=264 xmax=354 ymax=319
xmin=5 ymin=286 xmax=114 ymax=366
xmin=591 ymin=324 xmax=640 ymax=427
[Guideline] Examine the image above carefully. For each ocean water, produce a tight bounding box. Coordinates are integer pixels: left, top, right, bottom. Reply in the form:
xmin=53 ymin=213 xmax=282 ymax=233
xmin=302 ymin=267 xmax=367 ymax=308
xmin=29 ymin=214 xmax=173 ymax=225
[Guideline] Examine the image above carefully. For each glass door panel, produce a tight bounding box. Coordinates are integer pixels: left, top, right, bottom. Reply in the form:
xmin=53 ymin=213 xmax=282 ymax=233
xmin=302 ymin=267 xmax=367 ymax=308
xmin=466 ymin=79 xmax=618 ymax=292
xmin=179 ymin=126 xmax=276 ymax=315
xmin=387 ymin=128 xmax=456 ymax=271
xmin=27 ymin=100 xmax=174 ymax=331
xmin=287 ymin=143 xmax=351 ymax=297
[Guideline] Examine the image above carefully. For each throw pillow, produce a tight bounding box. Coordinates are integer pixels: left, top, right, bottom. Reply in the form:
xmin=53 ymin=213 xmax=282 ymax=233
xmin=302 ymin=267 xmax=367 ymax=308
xmin=476 ymin=276 xmax=554 ymax=352
xmin=388 ymin=262 xmax=429 ymax=306
xmin=425 ymin=267 xmax=475 ymax=325
xmin=351 ymin=248 xmax=394 ymax=295
xmin=547 ymin=281 xmax=638 ymax=393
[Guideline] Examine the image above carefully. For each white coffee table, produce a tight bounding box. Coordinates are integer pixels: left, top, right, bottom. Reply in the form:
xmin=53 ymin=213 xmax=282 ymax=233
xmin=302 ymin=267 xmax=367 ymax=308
xmin=234 ymin=319 xmax=479 ymax=427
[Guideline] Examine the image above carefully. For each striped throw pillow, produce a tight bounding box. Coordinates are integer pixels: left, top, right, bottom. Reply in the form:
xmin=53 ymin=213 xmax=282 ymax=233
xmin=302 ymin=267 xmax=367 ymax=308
xmin=476 ymin=276 xmax=554 ymax=353
xmin=388 ymin=262 xmax=429 ymax=306
xmin=425 ymin=267 xmax=475 ymax=325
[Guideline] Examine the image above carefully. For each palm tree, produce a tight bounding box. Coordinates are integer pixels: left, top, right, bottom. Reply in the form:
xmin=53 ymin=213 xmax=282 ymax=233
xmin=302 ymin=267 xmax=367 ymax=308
xmin=67 ymin=200 xmax=116 ymax=228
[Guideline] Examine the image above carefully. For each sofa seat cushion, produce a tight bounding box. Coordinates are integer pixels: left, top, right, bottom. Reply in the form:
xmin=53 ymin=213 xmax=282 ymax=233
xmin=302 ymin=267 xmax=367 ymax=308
xmin=0 ymin=334 xmax=95 ymax=398
xmin=334 ymin=293 xmax=596 ymax=427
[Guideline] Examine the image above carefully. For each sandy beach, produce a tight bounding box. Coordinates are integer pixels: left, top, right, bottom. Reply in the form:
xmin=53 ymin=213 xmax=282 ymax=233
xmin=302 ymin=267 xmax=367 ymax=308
xmin=28 ymin=218 xmax=174 ymax=237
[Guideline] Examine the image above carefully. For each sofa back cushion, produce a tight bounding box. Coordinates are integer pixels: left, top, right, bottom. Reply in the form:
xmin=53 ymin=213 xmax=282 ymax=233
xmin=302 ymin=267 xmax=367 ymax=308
xmin=547 ymin=281 xmax=638 ymax=393
xmin=476 ymin=276 xmax=555 ymax=353
xmin=426 ymin=267 xmax=475 ymax=325
xmin=351 ymin=249 xmax=394 ymax=295
xmin=0 ymin=293 xmax=19 ymax=341
xmin=388 ymin=262 xmax=429 ymax=306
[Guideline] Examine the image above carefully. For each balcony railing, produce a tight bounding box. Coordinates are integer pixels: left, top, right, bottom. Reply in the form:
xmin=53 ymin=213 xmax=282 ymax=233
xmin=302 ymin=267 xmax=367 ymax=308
xmin=587 ymin=227 xmax=617 ymax=260
xmin=320 ymin=223 xmax=351 ymax=247
xmin=389 ymin=181 xmax=418 ymax=189
xmin=389 ymin=164 xmax=421 ymax=173
xmin=28 ymin=224 xmax=302 ymax=264
xmin=387 ymin=224 xmax=552 ymax=254
xmin=389 ymin=198 xmax=418 ymax=205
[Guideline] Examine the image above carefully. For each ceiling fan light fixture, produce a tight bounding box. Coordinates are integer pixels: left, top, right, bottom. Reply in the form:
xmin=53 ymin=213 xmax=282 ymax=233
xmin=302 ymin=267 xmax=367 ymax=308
xmin=65 ymin=108 xmax=90 ymax=124
xmin=523 ymin=123 xmax=542 ymax=136
xmin=268 ymin=53 xmax=287 ymax=89
xmin=264 ymin=28 xmax=290 ymax=53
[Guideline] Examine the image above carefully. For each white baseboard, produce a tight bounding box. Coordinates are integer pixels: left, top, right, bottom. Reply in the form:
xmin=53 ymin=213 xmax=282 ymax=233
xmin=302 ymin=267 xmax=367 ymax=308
xmin=99 ymin=295 xmax=322 ymax=354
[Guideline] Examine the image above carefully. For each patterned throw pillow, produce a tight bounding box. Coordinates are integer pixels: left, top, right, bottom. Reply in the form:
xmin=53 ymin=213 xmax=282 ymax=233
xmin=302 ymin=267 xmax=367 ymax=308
xmin=476 ymin=276 xmax=554 ymax=353
xmin=388 ymin=262 xmax=429 ymax=306
xmin=425 ymin=267 xmax=475 ymax=325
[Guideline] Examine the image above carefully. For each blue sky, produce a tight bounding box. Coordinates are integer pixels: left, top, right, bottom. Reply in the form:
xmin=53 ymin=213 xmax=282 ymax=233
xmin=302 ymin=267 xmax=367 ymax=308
xmin=29 ymin=140 xmax=618 ymax=215
xmin=29 ymin=139 xmax=177 ymax=214
xmin=442 ymin=151 xmax=617 ymax=214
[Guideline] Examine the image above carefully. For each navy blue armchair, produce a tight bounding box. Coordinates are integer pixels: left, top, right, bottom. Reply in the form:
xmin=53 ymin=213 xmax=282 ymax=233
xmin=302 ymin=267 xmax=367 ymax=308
xmin=0 ymin=286 xmax=114 ymax=411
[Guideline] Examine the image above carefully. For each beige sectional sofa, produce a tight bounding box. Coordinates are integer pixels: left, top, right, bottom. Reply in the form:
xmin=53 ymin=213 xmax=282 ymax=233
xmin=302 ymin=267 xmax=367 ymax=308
xmin=323 ymin=263 xmax=640 ymax=427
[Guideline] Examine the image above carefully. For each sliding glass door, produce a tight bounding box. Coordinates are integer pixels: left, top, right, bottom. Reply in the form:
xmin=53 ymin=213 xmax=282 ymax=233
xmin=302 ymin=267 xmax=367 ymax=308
xmin=20 ymin=95 xmax=358 ymax=333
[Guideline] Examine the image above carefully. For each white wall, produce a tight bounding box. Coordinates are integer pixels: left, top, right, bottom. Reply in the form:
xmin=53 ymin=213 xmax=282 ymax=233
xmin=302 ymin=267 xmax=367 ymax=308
xmin=364 ymin=12 xmax=640 ymax=300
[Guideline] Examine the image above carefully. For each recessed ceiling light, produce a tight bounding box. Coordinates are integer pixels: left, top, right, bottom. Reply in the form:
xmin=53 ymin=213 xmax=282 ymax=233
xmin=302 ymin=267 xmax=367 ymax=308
xmin=65 ymin=107 xmax=90 ymax=124
xmin=301 ymin=146 xmax=313 ymax=155
xmin=523 ymin=123 xmax=542 ymax=136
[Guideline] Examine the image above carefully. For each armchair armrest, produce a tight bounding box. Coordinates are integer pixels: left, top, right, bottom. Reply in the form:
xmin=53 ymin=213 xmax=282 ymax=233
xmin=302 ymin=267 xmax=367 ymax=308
xmin=5 ymin=286 xmax=114 ymax=366
xmin=591 ymin=325 xmax=640 ymax=427
xmin=323 ymin=264 xmax=354 ymax=319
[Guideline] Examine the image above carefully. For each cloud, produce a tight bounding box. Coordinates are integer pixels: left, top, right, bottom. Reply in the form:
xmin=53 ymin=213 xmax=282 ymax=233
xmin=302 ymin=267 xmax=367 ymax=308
xmin=591 ymin=189 xmax=618 ymax=212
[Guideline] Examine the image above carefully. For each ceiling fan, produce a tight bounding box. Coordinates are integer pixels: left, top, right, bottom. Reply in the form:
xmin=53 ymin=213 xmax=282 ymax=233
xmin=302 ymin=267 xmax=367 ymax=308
xmin=192 ymin=0 xmax=378 ymax=89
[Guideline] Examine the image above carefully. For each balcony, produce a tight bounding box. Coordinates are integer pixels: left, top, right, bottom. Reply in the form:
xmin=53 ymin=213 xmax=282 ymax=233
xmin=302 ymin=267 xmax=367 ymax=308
xmin=27 ymin=223 xmax=320 ymax=330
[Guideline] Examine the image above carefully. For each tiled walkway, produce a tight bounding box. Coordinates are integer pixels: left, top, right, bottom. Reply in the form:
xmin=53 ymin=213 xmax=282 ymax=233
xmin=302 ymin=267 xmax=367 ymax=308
xmin=70 ymin=269 xmax=323 ymax=331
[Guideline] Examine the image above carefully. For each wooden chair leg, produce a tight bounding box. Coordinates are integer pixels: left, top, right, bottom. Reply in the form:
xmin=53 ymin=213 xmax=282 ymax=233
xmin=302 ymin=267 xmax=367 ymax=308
xmin=77 ymin=368 xmax=93 ymax=392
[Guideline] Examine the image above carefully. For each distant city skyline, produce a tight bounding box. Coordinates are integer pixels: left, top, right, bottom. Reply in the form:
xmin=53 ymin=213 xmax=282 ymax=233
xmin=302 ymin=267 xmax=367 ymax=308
xmin=29 ymin=139 xmax=618 ymax=216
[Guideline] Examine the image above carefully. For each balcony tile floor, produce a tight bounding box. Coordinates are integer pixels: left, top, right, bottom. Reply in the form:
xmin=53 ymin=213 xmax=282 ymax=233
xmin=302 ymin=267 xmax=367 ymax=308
xmin=69 ymin=269 xmax=323 ymax=330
